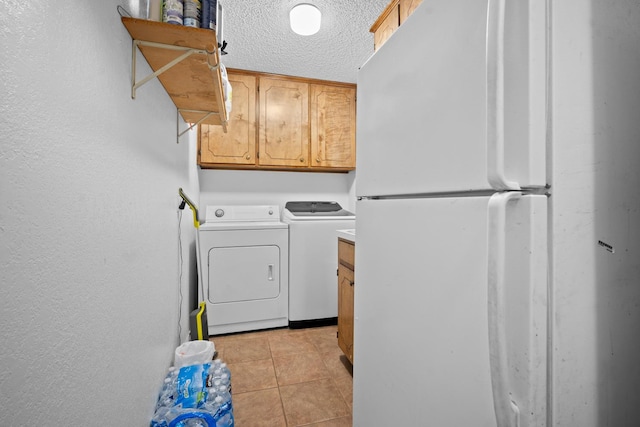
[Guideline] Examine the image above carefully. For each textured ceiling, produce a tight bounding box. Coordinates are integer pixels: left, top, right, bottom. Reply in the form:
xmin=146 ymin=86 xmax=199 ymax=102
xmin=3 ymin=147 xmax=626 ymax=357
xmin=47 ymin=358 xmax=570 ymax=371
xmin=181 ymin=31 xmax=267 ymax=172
xmin=219 ymin=0 xmax=390 ymax=83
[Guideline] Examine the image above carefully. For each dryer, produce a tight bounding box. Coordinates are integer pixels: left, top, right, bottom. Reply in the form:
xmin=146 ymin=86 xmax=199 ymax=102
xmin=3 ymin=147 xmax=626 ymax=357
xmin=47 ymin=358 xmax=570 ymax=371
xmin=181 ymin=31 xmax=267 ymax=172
xmin=198 ymin=205 xmax=289 ymax=335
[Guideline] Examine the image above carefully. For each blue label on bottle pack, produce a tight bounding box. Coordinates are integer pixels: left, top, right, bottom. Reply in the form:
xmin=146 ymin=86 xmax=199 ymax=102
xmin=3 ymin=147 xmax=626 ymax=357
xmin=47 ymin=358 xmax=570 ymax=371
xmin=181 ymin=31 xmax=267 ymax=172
xmin=175 ymin=363 xmax=211 ymax=408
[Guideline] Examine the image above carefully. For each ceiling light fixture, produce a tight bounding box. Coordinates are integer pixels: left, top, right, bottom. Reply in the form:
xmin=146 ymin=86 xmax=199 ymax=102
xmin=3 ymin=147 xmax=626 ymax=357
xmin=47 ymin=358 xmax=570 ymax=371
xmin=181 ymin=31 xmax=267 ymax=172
xmin=289 ymin=3 xmax=322 ymax=36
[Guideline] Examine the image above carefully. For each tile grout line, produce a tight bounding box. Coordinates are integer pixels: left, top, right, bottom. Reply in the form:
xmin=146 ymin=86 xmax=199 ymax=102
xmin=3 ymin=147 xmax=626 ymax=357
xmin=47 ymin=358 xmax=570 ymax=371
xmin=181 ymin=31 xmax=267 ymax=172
xmin=222 ymin=326 xmax=351 ymax=426
xmin=268 ymin=333 xmax=291 ymax=427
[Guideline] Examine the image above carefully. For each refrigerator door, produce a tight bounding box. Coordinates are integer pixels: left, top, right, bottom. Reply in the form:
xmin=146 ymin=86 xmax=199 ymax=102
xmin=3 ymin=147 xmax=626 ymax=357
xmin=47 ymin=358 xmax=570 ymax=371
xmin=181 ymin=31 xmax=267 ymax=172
xmin=353 ymin=194 xmax=547 ymax=426
xmin=356 ymin=0 xmax=546 ymax=197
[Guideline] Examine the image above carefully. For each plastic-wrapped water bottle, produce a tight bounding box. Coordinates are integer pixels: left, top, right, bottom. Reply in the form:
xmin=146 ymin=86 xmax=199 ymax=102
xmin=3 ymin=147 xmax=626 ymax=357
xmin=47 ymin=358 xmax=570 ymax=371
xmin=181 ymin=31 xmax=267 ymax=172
xmin=219 ymin=363 xmax=232 ymax=393
xmin=212 ymin=384 xmax=234 ymax=427
xmin=162 ymin=367 xmax=178 ymax=389
xmin=175 ymin=363 xmax=211 ymax=409
xmin=218 ymin=362 xmax=230 ymax=377
xmin=208 ymin=361 xmax=232 ymax=394
xmin=202 ymin=395 xmax=224 ymax=417
xmin=151 ymin=406 xmax=170 ymax=427
xmin=177 ymin=419 xmax=208 ymax=427
xmin=201 ymin=382 xmax=233 ymax=426
xmin=165 ymin=408 xmax=217 ymax=427
xmin=151 ymin=362 xmax=233 ymax=426
xmin=212 ymin=361 xmax=231 ymax=380
xmin=156 ymin=368 xmax=179 ymax=409
xmin=218 ymin=373 xmax=231 ymax=394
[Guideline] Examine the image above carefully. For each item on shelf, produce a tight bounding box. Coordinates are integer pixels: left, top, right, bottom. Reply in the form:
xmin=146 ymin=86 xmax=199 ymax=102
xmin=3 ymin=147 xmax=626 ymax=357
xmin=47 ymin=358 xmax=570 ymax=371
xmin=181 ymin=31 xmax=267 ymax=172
xmin=162 ymin=0 xmax=184 ymax=25
xmin=183 ymin=0 xmax=202 ymax=28
xmin=213 ymin=0 xmax=223 ymax=46
xmin=219 ymin=64 xmax=232 ymax=119
xmin=201 ymin=0 xmax=215 ymax=30
xmin=149 ymin=0 xmax=163 ymax=21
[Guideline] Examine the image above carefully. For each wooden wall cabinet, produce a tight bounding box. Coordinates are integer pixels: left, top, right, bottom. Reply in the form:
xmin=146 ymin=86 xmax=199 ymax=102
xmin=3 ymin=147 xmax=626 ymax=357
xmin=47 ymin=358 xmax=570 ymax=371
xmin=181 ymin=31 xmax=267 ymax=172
xmin=199 ymin=69 xmax=356 ymax=172
xmin=199 ymin=73 xmax=256 ymax=165
xmin=370 ymin=0 xmax=400 ymax=51
xmin=310 ymin=84 xmax=356 ymax=169
xmin=338 ymin=238 xmax=355 ymax=364
xmin=259 ymin=77 xmax=310 ymax=167
xmin=370 ymin=0 xmax=423 ymax=51
xmin=400 ymin=0 xmax=423 ymax=24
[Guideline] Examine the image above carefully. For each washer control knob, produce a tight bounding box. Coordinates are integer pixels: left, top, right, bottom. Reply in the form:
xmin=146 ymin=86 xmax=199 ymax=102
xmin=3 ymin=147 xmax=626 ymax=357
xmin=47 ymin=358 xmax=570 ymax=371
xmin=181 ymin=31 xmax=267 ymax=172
xmin=268 ymin=209 xmax=274 ymax=216
xmin=215 ymin=209 xmax=225 ymax=218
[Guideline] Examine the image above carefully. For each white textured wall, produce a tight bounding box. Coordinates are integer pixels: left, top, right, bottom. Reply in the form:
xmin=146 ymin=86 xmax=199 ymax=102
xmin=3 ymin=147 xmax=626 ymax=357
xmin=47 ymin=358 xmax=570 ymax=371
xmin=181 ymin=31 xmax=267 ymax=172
xmin=0 ymin=1 xmax=198 ymax=425
xmin=199 ymin=169 xmax=356 ymax=216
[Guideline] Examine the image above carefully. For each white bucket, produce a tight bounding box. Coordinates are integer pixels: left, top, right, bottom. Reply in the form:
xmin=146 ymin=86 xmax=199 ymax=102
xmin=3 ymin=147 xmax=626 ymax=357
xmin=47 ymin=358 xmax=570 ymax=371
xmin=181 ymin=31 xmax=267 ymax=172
xmin=174 ymin=340 xmax=215 ymax=368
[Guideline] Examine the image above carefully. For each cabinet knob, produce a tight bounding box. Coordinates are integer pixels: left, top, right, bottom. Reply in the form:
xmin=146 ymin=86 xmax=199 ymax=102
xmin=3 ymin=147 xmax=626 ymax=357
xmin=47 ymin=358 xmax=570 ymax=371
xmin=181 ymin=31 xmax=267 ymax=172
xmin=300 ymin=158 xmax=305 ymax=163
xmin=246 ymin=155 xmax=251 ymax=160
xmin=349 ymin=280 xmax=354 ymax=287
xmin=316 ymin=158 xmax=321 ymax=163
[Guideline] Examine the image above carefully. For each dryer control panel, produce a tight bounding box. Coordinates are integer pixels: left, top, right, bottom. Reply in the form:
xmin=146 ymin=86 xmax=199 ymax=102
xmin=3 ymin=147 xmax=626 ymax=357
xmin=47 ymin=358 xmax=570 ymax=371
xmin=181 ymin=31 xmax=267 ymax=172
xmin=204 ymin=205 xmax=279 ymax=223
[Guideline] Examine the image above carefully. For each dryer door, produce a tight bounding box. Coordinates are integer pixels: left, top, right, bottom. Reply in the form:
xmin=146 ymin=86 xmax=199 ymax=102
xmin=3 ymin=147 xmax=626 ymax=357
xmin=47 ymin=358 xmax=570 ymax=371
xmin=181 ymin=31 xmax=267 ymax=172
xmin=208 ymin=245 xmax=281 ymax=303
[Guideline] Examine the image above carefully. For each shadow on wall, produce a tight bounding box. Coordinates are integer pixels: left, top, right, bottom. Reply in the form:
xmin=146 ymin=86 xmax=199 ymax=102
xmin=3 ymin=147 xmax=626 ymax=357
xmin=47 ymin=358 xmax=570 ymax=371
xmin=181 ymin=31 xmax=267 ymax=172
xmin=198 ymin=169 xmax=356 ymax=213
xmin=591 ymin=0 xmax=640 ymax=425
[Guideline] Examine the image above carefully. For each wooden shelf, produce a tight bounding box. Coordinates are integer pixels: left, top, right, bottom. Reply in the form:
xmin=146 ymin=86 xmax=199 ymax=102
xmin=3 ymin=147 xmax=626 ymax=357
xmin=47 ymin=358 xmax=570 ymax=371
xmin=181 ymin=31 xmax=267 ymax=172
xmin=121 ymin=17 xmax=228 ymax=131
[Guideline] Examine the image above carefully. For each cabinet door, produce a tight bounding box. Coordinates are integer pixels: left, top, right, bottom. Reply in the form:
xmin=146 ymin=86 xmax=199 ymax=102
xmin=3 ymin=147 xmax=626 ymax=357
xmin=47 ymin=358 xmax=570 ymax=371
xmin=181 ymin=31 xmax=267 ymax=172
xmin=373 ymin=1 xmax=399 ymax=51
xmin=310 ymin=84 xmax=356 ymax=169
xmin=258 ymin=77 xmax=309 ymax=167
xmin=399 ymin=0 xmax=423 ymax=24
xmin=338 ymin=264 xmax=355 ymax=364
xmin=199 ymin=73 xmax=257 ymax=165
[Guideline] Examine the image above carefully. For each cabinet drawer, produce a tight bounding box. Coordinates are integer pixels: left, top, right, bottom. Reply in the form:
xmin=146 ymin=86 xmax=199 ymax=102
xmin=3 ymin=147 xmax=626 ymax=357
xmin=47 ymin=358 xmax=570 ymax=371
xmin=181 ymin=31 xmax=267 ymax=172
xmin=338 ymin=239 xmax=355 ymax=269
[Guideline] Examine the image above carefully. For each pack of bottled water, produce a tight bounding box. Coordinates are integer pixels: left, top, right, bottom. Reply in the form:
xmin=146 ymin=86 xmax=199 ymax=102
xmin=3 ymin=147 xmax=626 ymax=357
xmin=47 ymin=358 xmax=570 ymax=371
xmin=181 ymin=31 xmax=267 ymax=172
xmin=151 ymin=359 xmax=234 ymax=427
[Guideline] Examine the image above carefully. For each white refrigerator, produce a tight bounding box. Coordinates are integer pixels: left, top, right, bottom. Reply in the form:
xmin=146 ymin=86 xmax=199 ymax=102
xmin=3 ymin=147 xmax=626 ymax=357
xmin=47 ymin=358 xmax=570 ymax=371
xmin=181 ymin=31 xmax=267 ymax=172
xmin=354 ymin=1 xmax=640 ymax=426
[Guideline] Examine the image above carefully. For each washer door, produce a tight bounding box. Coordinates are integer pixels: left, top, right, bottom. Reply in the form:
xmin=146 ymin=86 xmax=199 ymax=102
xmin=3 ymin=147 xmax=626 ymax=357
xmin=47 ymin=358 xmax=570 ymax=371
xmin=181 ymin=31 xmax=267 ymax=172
xmin=208 ymin=245 xmax=281 ymax=303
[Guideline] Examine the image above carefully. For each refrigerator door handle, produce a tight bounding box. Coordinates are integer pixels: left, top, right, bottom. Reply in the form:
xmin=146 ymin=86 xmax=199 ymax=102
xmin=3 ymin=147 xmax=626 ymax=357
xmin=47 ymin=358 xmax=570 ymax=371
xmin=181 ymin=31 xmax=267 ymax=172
xmin=488 ymin=191 xmax=522 ymax=427
xmin=486 ymin=0 xmax=521 ymax=191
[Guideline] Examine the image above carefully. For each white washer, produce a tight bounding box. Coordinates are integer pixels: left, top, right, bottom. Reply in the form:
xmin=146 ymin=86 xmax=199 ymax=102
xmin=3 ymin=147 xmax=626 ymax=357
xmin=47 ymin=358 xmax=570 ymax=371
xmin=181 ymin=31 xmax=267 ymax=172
xmin=282 ymin=201 xmax=356 ymax=327
xmin=198 ymin=205 xmax=288 ymax=335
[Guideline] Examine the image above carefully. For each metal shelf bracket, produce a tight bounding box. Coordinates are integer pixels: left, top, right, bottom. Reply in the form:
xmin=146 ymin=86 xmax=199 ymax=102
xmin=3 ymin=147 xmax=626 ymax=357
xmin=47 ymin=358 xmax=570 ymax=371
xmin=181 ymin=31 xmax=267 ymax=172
xmin=176 ymin=109 xmax=221 ymax=143
xmin=130 ymin=38 xmax=227 ymax=143
xmin=130 ymin=39 xmax=219 ymax=99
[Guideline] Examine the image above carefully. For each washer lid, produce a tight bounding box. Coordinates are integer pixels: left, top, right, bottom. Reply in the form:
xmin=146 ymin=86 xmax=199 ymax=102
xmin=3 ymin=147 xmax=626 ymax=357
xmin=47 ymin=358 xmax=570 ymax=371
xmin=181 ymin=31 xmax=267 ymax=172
xmin=284 ymin=201 xmax=354 ymax=217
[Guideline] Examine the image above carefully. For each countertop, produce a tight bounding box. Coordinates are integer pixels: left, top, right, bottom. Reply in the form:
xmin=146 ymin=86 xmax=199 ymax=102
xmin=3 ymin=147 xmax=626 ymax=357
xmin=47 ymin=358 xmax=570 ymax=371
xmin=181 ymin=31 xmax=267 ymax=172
xmin=336 ymin=229 xmax=355 ymax=243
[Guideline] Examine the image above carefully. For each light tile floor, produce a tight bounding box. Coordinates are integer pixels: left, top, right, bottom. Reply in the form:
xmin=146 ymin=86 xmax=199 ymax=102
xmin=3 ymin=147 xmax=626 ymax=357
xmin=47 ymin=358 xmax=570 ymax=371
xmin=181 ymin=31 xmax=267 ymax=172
xmin=210 ymin=325 xmax=353 ymax=426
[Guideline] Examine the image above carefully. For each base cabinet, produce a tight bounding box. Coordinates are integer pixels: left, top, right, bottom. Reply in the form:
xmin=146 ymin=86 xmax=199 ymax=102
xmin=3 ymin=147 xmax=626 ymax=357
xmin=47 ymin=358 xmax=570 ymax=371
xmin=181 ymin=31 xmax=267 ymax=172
xmin=338 ymin=238 xmax=355 ymax=363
